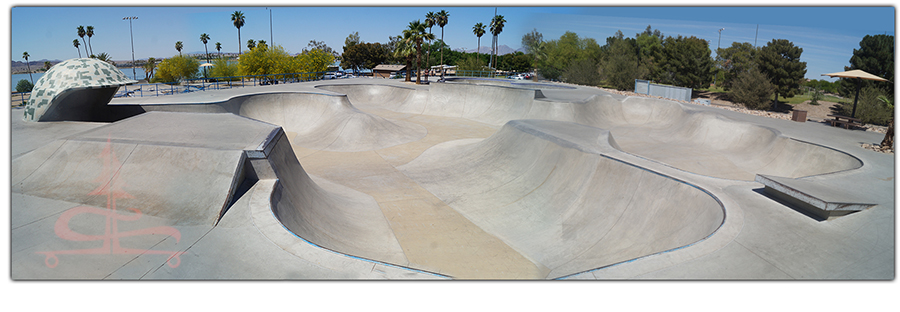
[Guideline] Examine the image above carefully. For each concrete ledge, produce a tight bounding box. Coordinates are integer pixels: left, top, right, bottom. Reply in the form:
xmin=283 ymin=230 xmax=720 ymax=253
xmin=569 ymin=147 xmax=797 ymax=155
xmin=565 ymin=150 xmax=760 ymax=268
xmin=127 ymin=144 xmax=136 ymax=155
xmin=755 ymin=174 xmax=877 ymax=220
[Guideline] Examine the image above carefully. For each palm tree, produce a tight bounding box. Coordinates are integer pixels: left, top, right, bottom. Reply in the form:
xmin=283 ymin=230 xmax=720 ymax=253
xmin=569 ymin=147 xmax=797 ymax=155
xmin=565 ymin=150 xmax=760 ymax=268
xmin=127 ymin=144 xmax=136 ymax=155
xmin=200 ymin=33 xmax=211 ymax=76
xmin=76 ymin=26 xmax=88 ymax=56
xmin=489 ymin=14 xmax=506 ymax=69
xmin=258 ymin=40 xmax=266 ymax=48
xmin=231 ymin=11 xmax=245 ymax=55
xmin=22 ymin=52 xmax=33 ymax=84
xmin=215 ymin=42 xmax=222 ymax=58
xmin=86 ymin=26 xmax=95 ymax=56
xmin=175 ymin=41 xmax=183 ymax=55
xmin=73 ymin=39 xmax=82 ymax=58
xmin=143 ymin=57 xmax=157 ymax=81
xmin=436 ymin=10 xmax=449 ymax=78
xmin=247 ymin=39 xmax=256 ymax=50
xmin=95 ymin=52 xmax=113 ymax=64
xmin=424 ymin=11 xmax=436 ymax=72
xmin=878 ymin=95 xmax=894 ymax=149
xmin=473 ymin=22 xmax=485 ymax=56
xmin=44 ymin=61 xmax=52 ymax=71
xmin=394 ymin=35 xmax=416 ymax=82
xmin=402 ymin=20 xmax=434 ymax=85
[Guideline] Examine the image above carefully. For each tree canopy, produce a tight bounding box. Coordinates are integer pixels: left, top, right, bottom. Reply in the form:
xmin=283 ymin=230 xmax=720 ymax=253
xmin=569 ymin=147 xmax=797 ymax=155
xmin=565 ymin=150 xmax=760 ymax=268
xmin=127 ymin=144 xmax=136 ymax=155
xmin=841 ymin=34 xmax=894 ymax=98
xmin=716 ymin=42 xmax=758 ymax=90
xmin=658 ymin=35 xmax=713 ymax=89
xmin=758 ymin=38 xmax=807 ymax=104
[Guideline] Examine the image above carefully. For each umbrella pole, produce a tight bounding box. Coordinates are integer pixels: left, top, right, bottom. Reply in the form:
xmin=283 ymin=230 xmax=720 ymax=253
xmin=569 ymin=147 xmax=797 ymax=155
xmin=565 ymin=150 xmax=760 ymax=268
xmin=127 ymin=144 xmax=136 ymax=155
xmin=852 ymin=78 xmax=861 ymax=118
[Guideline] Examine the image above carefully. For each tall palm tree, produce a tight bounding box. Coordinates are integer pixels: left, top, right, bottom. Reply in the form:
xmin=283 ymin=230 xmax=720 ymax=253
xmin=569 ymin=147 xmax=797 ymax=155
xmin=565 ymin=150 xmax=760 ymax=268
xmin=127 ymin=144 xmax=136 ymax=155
xmin=489 ymin=15 xmax=506 ymax=69
xmin=22 ymin=52 xmax=33 ymax=84
xmin=76 ymin=26 xmax=87 ymax=56
xmin=200 ymin=33 xmax=211 ymax=74
xmin=73 ymin=39 xmax=82 ymax=58
xmin=231 ymin=11 xmax=245 ymax=55
xmin=402 ymin=20 xmax=434 ymax=85
xmin=175 ymin=41 xmax=183 ymax=55
xmin=424 ymin=12 xmax=436 ymax=72
xmin=247 ymin=39 xmax=256 ymax=50
xmin=215 ymin=42 xmax=222 ymax=58
xmin=394 ymin=34 xmax=416 ymax=82
xmin=473 ymin=22 xmax=485 ymax=56
xmin=86 ymin=26 xmax=95 ymax=56
xmin=436 ymin=10 xmax=449 ymax=77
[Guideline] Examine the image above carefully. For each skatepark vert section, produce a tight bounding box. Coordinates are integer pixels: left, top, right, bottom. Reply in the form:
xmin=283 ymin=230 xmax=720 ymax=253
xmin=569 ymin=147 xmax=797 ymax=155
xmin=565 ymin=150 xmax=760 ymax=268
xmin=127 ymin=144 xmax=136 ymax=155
xmin=11 ymin=71 xmax=868 ymax=279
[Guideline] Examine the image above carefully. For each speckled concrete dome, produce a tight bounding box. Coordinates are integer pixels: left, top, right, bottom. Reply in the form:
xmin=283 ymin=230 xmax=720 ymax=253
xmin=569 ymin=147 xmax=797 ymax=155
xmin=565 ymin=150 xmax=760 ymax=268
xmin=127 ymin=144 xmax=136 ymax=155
xmin=24 ymin=58 xmax=136 ymax=122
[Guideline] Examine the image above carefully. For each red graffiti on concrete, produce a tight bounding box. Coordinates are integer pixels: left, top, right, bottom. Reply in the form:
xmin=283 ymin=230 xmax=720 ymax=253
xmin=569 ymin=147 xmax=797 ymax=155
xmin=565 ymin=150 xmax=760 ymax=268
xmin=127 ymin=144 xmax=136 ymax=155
xmin=36 ymin=136 xmax=185 ymax=268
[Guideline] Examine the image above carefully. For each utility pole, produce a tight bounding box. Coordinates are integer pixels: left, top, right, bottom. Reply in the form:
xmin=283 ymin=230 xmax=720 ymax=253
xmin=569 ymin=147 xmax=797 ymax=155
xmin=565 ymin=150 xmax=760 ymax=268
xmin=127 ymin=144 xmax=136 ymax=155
xmin=268 ymin=7 xmax=273 ymax=45
xmin=123 ymin=16 xmax=138 ymax=80
xmin=754 ymin=24 xmax=759 ymax=47
xmin=715 ymin=28 xmax=724 ymax=87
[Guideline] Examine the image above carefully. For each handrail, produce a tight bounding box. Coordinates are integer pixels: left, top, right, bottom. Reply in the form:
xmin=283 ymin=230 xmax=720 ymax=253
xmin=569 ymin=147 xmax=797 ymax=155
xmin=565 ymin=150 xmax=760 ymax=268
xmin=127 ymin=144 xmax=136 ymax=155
xmin=112 ymin=71 xmax=341 ymax=98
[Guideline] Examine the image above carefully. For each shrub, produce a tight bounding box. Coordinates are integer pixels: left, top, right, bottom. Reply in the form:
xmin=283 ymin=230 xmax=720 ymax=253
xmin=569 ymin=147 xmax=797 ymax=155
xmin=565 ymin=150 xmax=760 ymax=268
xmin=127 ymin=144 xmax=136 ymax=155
xmin=837 ymin=86 xmax=893 ymax=126
xmin=210 ymin=57 xmax=240 ymax=81
xmin=457 ymin=55 xmax=487 ymax=72
xmin=731 ymin=67 xmax=775 ymax=110
xmin=16 ymin=79 xmax=34 ymax=93
xmin=296 ymin=48 xmax=335 ymax=79
xmin=809 ymin=88 xmax=822 ymax=105
xmin=152 ymin=55 xmax=199 ymax=83
xmin=563 ymin=58 xmax=601 ymax=86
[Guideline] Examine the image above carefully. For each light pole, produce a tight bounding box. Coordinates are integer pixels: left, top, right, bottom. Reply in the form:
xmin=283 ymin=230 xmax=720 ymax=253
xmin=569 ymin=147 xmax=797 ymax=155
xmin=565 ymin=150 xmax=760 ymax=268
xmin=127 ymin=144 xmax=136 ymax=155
xmin=123 ymin=16 xmax=138 ymax=81
xmin=268 ymin=8 xmax=273 ymax=46
xmin=714 ymin=27 xmax=724 ymax=88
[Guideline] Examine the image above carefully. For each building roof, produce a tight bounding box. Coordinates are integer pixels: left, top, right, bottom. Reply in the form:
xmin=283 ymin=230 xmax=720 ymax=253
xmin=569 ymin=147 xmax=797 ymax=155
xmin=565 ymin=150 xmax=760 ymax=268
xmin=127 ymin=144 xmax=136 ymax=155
xmin=373 ymin=64 xmax=406 ymax=71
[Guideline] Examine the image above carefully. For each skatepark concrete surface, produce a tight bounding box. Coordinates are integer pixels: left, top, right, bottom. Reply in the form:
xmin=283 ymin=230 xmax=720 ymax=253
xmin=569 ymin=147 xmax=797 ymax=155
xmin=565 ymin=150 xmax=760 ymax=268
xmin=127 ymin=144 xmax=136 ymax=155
xmin=9 ymin=76 xmax=894 ymax=280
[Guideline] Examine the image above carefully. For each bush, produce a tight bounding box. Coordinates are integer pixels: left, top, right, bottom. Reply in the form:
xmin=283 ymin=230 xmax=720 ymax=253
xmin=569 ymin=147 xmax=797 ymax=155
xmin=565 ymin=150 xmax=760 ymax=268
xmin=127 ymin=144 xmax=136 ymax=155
xmin=238 ymin=44 xmax=299 ymax=78
xmin=731 ymin=68 xmax=775 ymax=110
xmin=210 ymin=57 xmax=241 ymax=81
xmin=809 ymin=88 xmax=822 ymax=105
xmin=838 ymin=86 xmax=893 ymax=126
xmin=152 ymin=55 xmax=199 ymax=83
xmin=16 ymin=79 xmax=34 ymax=93
xmin=563 ymin=58 xmax=601 ymax=86
xmin=457 ymin=55 xmax=487 ymax=72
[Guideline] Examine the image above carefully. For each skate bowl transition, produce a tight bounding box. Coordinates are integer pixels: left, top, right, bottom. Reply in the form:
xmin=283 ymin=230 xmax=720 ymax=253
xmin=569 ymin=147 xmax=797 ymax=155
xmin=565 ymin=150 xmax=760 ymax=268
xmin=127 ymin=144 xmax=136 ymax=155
xmin=13 ymin=78 xmax=869 ymax=279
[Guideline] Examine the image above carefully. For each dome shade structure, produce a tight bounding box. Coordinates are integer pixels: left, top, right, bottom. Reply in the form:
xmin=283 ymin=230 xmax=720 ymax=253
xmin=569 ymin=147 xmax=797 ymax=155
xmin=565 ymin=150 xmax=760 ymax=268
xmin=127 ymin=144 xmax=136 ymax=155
xmin=24 ymin=58 xmax=138 ymax=122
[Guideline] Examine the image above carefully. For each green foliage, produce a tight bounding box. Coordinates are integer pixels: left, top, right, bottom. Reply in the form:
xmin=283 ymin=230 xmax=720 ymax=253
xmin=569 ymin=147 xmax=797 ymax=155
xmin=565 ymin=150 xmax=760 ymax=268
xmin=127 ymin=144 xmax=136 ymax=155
xmin=152 ymin=55 xmax=199 ymax=83
xmin=497 ymin=51 xmax=532 ymax=72
xmin=342 ymin=42 xmax=389 ymax=72
xmin=457 ymin=55 xmax=488 ymax=72
xmin=659 ymin=35 xmax=713 ymax=89
xmin=758 ymin=39 xmax=807 ymax=103
xmin=837 ymin=86 xmax=893 ymax=126
xmin=16 ymin=79 xmax=33 ymax=93
xmin=716 ymin=42 xmax=758 ymax=90
xmin=536 ymin=31 xmax=601 ymax=81
xmin=563 ymin=58 xmax=601 ymax=86
xmin=804 ymin=79 xmax=839 ymax=94
xmin=210 ymin=57 xmax=240 ymax=81
xmin=634 ymin=32 xmax=664 ymax=81
xmin=840 ymin=34 xmax=894 ymax=98
xmin=296 ymin=48 xmax=335 ymax=77
xmin=600 ymin=38 xmax=645 ymax=90
xmin=239 ymin=43 xmax=298 ymax=76
xmin=809 ymin=88 xmax=822 ymax=105
xmin=731 ymin=67 xmax=775 ymax=110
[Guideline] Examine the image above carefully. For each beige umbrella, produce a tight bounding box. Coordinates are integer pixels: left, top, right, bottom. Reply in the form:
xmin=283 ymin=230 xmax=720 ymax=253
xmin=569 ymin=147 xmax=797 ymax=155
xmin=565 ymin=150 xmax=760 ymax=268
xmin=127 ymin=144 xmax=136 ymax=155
xmin=822 ymin=69 xmax=891 ymax=118
xmin=199 ymin=63 xmax=214 ymax=78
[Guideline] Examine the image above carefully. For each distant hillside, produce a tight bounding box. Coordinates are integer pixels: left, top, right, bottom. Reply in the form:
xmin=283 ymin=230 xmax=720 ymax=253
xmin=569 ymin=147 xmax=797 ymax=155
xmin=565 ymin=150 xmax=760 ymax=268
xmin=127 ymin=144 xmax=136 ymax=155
xmin=11 ymin=59 xmax=62 ymax=73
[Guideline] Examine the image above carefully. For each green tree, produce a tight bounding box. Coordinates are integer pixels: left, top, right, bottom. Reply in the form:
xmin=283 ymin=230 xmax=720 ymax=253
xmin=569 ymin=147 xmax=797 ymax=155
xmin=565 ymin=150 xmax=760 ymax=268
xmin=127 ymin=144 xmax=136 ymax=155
xmin=303 ymin=40 xmax=340 ymax=60
xmin=152 ymin=55 xmax=200 ymax=83
xmin=94 ymin=52 xmax=114 ymax=65
xmin=521 ymin=28 xmax=543 ymax=75
xmin=22 ymin=51 xmax=33 ymax=85
xmin=634 ymin=27 xmax=664 ymax=81
xmin=76 ymin=26 xmax=87 ymax=57
xmin=536 ymin=31 xmax=601 ymax=81
xmin=758 ymin=39 xmax=807 ymax=108
xmin=345 ymin=32 xmax=360 ymax=49
xmin=296 ymin=48 xmax=335 ymax=78
xmin=343 ymin=42 xmax=389 ymax=74
xmin=175 ymin=41 xmax=183 ymax=55
xmin=215 ymin=42 xmax=222 ymax=57
xmin=402 ymin=20 xmax=435 ymax=84
xmin=210 ymin=56 xmax=239 ymax=81
xmin=86 ymin=26 xmax=95 ymax=56
xmin=840 ymin=34 xmax=894 ymax=98
xmin=231 ymin=11 xmax=245 ymax=55
xmin=489 ymin=14 xmax=506 ymax=68
xmin=731 ymin=67 xmax=775 ymax=110
xmin=837 ymin=86 xmax=892 ymax=126
xmin=659 ymin=35 xmax=713 ymax=89
xmin=239 ymin=43 xmax=297 ymax=77
xmin=878 ymin=95 xmax=893 ymax=147
xmin=563 ymin=58 xmax=600 ymax=86
xmin=394 ymin=34 xmax=416 ymax=81
xmin=600 ymin=38 xmax=644 ymax=90
xmin=200 ymin=33 xmax=211 ymax=77
xmin=716 ymin=42 xmax=759 ymax=90
xmin=73 ymin=39 xmax=82 ymax=58
xmin=247 ymin=39 xmax=256 ymax=50
xmin=16 ymin=79 xmax=33 ymax=93
xmin=44 ymin=61 xmax=52 ymax=71
xmin=498 ymin=51 xmax=532 ymax=72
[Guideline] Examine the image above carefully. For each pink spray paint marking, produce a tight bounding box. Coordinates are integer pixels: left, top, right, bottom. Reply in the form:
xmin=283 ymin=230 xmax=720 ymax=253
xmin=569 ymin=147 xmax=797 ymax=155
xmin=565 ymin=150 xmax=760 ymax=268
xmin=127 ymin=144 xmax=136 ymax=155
xmin=36 ymin=135 xmax=186 ymax=268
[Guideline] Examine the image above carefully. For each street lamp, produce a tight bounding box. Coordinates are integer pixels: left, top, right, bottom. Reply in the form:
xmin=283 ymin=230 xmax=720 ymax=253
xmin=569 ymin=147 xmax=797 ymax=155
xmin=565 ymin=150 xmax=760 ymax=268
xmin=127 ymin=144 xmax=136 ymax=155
xmin=123 ymin=16 xmax=138 ymax=81
xmin=714 ymin=28 xmax=724 ymax=87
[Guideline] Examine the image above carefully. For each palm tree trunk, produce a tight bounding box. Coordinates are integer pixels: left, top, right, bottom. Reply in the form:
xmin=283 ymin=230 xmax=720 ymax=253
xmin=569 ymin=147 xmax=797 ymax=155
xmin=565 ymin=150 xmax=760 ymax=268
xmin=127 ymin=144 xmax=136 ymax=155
xmin=26 ymin=62 xmax=33 ymax=85
xmin=416 ymin=41 xmax=422 ymax=85
xmin=405 ymin=56 xmax=412 ymax=82
xmin=238 ymin=30 xmax=242 ymax=56
xmin=440 ymin=27 xmax=445 ymax=78
xmin=882 ymin=116 xmax=894 ymax=148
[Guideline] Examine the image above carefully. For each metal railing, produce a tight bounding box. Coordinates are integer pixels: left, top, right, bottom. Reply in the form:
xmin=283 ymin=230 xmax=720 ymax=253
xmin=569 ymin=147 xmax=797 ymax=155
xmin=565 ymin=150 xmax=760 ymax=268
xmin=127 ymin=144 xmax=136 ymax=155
xmin=113 ymin=71 xmax=341 ymax=98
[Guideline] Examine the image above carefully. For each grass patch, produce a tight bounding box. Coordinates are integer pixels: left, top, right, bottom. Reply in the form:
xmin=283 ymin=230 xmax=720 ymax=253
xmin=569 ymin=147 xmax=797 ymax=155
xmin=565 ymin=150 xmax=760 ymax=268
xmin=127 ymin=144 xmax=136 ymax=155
xmin=780 ymin=93 xmax=843 ymax=105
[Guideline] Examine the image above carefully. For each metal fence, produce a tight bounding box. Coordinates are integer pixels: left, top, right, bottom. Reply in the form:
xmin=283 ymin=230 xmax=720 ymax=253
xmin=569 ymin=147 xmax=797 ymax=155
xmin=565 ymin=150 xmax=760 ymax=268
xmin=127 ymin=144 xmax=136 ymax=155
xmin=634 ymin=79 xmax=692 ymax=102
xmin=113 ymin=71 xmax=341 ymax=98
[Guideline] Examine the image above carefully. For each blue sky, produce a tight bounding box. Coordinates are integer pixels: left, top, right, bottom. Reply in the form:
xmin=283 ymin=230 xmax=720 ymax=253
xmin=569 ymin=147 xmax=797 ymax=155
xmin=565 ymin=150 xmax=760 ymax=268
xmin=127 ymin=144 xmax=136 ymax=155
xmin=7 ymin=2 xmax=896 ymax=81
